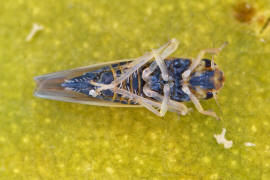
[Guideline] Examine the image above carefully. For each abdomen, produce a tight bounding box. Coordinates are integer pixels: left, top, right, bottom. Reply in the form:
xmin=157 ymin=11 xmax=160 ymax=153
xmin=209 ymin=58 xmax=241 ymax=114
xmin=62 ymin=62 xmax=144 ymax=105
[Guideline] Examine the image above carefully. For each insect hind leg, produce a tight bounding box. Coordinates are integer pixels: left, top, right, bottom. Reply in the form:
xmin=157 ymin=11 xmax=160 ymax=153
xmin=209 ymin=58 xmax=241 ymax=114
xmin=113 ymin=87 xmax=164 ymax=116
xmin=90 ymin=39 xmax=179 ymax=93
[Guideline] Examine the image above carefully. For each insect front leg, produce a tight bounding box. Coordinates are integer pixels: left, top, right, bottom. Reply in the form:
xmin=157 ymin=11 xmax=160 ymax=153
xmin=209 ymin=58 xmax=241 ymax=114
xmin=91 ymin=39 xmax=179 ymax=93
xmin=182 ymin=42 xmax=228 ymax=80
xmin=182 ymin=85 xmax=219 ymax=120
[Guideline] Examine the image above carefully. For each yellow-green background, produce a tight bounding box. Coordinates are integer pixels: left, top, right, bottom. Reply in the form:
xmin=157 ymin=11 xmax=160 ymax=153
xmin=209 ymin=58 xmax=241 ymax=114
xmin=1 ymin=0 xmax=270 ymax=179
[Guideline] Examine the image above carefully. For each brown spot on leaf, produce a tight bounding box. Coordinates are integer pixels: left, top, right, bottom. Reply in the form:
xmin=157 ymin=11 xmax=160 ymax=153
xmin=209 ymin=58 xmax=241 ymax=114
xmin=233 ymin=2 xmax=256 ymax=23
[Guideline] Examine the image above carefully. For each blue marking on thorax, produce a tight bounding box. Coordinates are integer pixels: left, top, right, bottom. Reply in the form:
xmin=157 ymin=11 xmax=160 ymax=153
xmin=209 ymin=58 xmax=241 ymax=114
xmin=189 ymin=71 xmax=215 ymax=89
xmin=148 ymin=58 xmax=191 ymax=102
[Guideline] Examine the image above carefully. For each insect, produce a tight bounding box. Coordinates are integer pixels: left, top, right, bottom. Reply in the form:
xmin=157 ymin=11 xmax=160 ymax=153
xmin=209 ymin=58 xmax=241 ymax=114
xmin=34 ymin=39 xmax=227 ymax=119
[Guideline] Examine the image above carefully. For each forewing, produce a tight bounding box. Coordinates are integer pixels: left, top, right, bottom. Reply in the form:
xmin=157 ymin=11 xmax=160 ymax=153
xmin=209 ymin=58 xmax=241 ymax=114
xmin=34 ymin=59 xmax=141 ymax=107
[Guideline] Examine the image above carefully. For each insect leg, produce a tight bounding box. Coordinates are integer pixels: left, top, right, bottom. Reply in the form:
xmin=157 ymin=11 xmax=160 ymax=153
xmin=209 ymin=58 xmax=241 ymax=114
xmin=143 ymin=84 xmax=170 ymax=116
xmin=114 ymin=87 xmax=188 ymax=116
xmin=182 ymin=85 xmax=219 ymax=120
xmin=153 ymin=50 xmax=170 ymax=81
xmin=142 ymin=39 xmax=179 ymax=81
xmin=91 ymin=39 xmax=179 ymax=92
xmin=182 ymin=42 xmax=228 ymax=80
xmin=142 ymin=61 xmax=157 ymax=81
xmin=90 ymin=52 xmax=154 ymax=91
xmin=113 ymin=87 xmax=164 ymax=116
xmin=126 ymin=38 xmax=177 ymax=69
xmin=143 ymin=84 xmax=190 ymax=116
xmin=138 ymin=100 xmax=164 ymax=117
xmin=167 ymin=100 xmax=189 ymax=115
xmin=139 ymin=99 xmax=189 ymax=117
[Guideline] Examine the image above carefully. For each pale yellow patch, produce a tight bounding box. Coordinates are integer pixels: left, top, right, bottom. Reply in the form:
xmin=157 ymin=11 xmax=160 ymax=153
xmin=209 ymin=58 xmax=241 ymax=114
xmin=106 ymin=167 xmax=114 ymax=174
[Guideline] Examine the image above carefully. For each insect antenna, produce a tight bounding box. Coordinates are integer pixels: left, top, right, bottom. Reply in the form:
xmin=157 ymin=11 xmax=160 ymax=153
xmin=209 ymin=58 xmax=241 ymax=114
xmin=211 ymin=55 xmax=216 ymax=68
xmin=213 ymin=92 xmax=224 ymax=121
xmin=220 ymin=41 xmax=229 ymax=50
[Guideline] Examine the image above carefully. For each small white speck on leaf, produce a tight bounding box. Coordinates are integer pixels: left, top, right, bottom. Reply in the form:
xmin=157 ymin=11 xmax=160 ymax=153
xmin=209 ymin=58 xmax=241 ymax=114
xmin=244 ymin=142 xmax=256 ymax=147
xmin=214 ymin=128 xmax=233 ymax=149
xmin=26 ymin=23 xmax=44 ymax=42
xmin=260 ymin=38 xmax=266 ymax=43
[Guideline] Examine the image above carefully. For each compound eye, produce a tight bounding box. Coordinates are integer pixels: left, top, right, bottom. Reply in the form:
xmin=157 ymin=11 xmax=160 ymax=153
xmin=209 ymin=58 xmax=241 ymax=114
xmin=205 ymin=91 xmax=213 ymax=99
xmin=202 ymin=59 xmax=216 ymax=68
xmin=202 ymin=59 xmax=212 ymax=67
